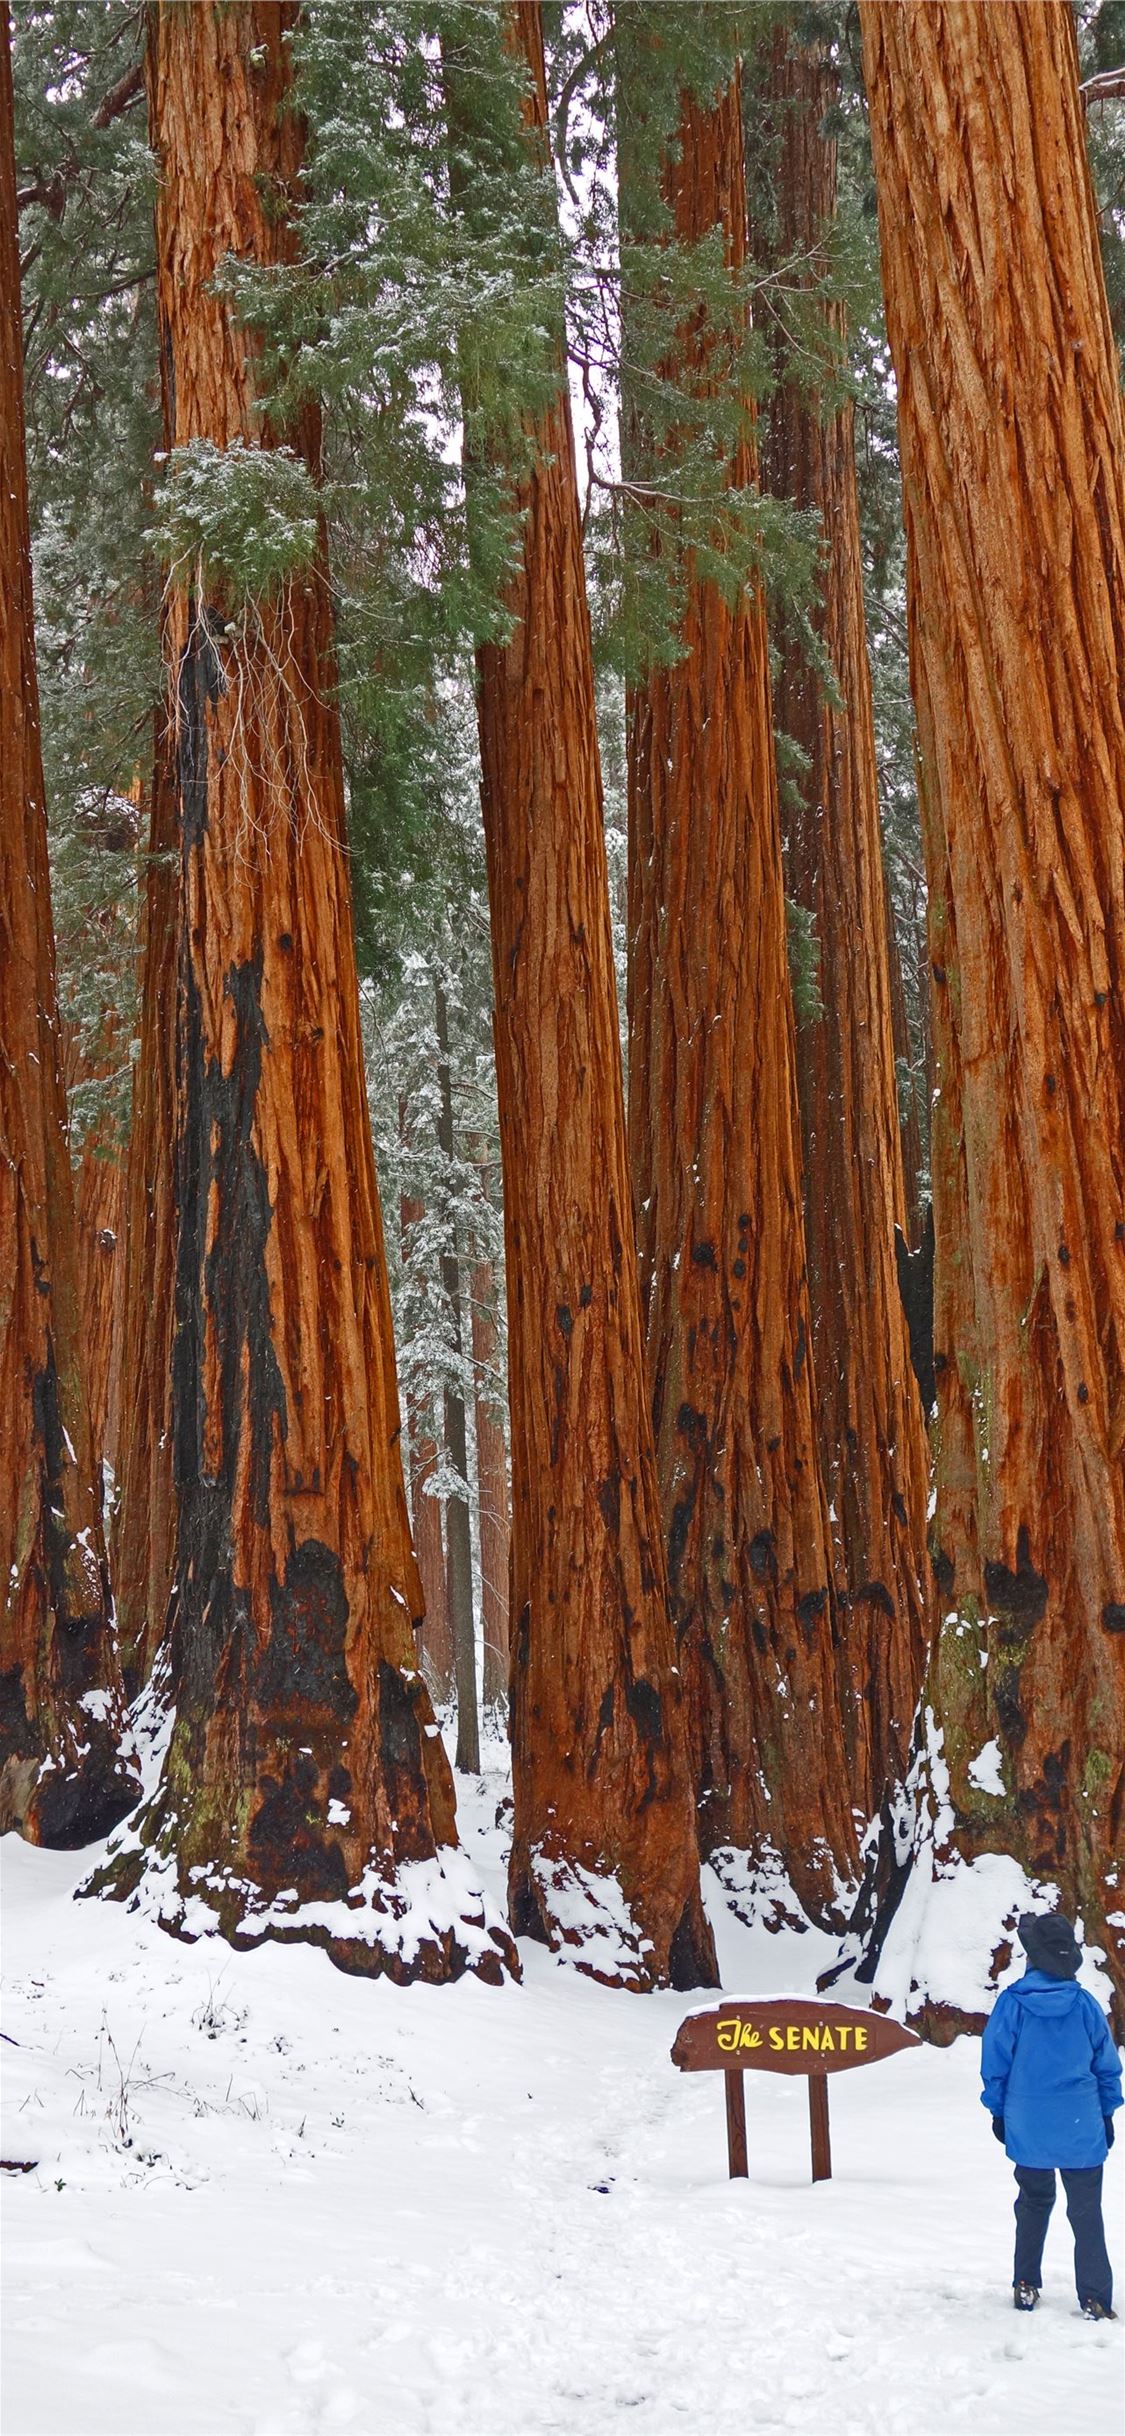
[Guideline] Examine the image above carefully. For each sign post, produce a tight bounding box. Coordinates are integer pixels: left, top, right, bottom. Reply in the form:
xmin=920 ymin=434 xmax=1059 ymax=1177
xmin=672 ymin=1995 xmax=920 ymax=2183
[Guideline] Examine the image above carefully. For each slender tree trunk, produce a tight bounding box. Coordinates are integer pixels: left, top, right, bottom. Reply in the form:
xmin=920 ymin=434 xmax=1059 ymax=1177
xmin=61 ymin=786 xmax=140 ymax=1490
xmin=408 ymin=1416 xmax=452 ymax=1694
xmin=73 ymin=1127 xmax=124 ymax=1483
xmin=111 ymin=715 xmax=179 ymax=1696
xmin=435 ymin=984 xmax=479 ymax=1774
xmin=883 ymin=854 xmax=924 ymax=1251
xmin=756 ymin=28 xmax=931 ymax=1822
xmin=471 ymin=1152 xmax=509 ymax=1711
xmin=460 ymin=1 xmax=716 ymax=1987
xmin=98 ymin=1 xmax=511 ymax=1984
xmin=859 ymin=0 xmax=1125 ymax=2019
xmin=400 ymin=1186 xmax=453 ymax=1699
xmin=0 ymin=0 xmax=136 ymax=1844
xmin=623 ymin=54 xmax=856 ymax=1919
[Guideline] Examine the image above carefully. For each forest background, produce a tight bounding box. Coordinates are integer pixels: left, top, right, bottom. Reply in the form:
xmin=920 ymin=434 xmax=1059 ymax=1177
xmin=3 ymin=0 xmax=1125 ymax=2032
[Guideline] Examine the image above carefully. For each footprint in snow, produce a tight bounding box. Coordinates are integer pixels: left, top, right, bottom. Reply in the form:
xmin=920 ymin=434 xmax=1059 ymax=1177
xmin=287 ymin=2338 xmax=327 ymax=2385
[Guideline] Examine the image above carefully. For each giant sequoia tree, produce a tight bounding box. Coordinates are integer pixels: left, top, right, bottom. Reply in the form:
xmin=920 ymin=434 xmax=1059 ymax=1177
xmin=755 ymin=23 xmax=930 ymax=1820
xmin=623 ymin=39 xmax=856 ymax=1920
xmin=112 ymin=722 xmax=178 ymax=1697
xmin=860 ymin=0 xmax=1125 ymax=2011
xmin=0 ymin=0 xmax=135 ymax=1845
xmin=460 ymin=0 xmax=716 ymax=1987
xmin=102 ymin=0 xmax=511 ymax=1983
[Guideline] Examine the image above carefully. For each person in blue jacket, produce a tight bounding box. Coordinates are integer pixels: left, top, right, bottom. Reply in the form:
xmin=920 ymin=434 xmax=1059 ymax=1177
xmin=981 ymin=1910 xmax=1122 ymax=2317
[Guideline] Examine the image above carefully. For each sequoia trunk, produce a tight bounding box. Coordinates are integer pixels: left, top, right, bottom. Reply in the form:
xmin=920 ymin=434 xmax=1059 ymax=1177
xmin=111 ymin=715 xmax=179 ymax=1695
xmin=98 ymin=1 xmax=511 ymax=1983
xmin=883 ymin=856 xmax=924 ymax=1255
xmin=757 ymin=28 xmax=931 ymax=1820
xmin=860 ymin=0 xmax=1125 ymax=2015
xmin=624 ymin=59 xmax=856 ymax=1918
xmin=0 ymin=0 xmax=136 ymax=1844
xmin=465 ymin=2 xmax=716 ymax=1986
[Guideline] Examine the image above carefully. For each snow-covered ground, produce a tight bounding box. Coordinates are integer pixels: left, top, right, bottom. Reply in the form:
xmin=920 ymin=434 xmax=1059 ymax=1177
xmin=3 ymin=1730 xmax=1122 ymax=2436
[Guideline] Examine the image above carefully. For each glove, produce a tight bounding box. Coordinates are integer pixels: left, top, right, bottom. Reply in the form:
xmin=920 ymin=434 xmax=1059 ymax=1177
xmin=992 ymin=2117 xmax=1006 ymax=2144
xmin=1106 ymin=2117 xmax=1116 ymax=2151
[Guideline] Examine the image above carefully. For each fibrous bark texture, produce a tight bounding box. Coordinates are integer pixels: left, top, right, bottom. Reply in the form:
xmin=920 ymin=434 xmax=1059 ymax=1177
xmin=100 ymin=1 xmax=511 ymax=1984
xmin=860 ymin=0 xmax=1125 ymax=2010
xmin=62 ymin=785 xmax=139 ymax=1489
xmin=883 ymin=856 xmax=925 ymax=1255
xmin=624 ymin=63 xmax=856 ymax=1921
xmin=757 ymin=30 xmax=931 ymax=1821
xmin=72 ymin=1108 xmax=124 ymax=1486
xmin=111 ymin=716 xmax=179 ymax=1696
xmin=469 ymin=2 xmax=716 ymax=1988
xmin=0 ymin=0 xmax=136 ymax=1846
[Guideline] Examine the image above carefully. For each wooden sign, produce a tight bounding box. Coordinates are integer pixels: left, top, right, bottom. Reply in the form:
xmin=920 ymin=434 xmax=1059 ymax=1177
xmin=672 ymin=1996 xmax=920 ymax=2184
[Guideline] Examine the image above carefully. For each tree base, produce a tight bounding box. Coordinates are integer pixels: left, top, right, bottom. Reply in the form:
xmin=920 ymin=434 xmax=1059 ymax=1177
xmin=0 ymin=1729 xmax=140 ymax=1853
xmin=83 ymin=1805 xmax=520 ymax=1988
xmin=509 ymin=1838 xmax=718 ymax=1991
xmin=818 ymin=1711 xmax=1122 ymax=2037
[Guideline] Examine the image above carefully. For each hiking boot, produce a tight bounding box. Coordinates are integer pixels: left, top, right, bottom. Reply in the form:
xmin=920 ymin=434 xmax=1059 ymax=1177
xmin=1013 ymin=2283 xmax=1040 ymax=2312
xmin=1080 ymin=2300 xmax=1116 ymax=2322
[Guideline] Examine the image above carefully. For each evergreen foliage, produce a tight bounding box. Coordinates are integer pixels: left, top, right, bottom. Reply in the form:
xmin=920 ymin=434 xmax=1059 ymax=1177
xmin=11 ymin=0 xmax=1125 ymax=1787
xmin=13 ymin=0 xmax=155 ymax=1145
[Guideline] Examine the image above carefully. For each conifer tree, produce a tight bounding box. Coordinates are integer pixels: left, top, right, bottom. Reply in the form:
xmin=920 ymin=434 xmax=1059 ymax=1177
xmin=858 ymin=0 xmax=1125 ymax=2018
xmin=754 ymin=18 xmax=931 ymax=1820
xmin=454 ymin=0 xmax=717 ymax=1986
xmin=99 ymin=0 xmax=511 ymax=1982
xmin=0 ymin=0 xmax=136 ymax=1845
xmin=620 ymin=17 xmax=856 ymax=1920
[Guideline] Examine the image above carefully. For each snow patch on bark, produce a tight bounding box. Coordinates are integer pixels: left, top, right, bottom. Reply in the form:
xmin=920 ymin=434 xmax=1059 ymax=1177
xmin=526 ymin=1847 xmax=657 ymax=1989
xmin=828 ymin=1709 xmax=1115 ymax=2023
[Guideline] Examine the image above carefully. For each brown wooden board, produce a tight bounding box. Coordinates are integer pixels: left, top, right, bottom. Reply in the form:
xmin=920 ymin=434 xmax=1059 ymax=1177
xmin=672 ymin=1997 xmax=920 ymax=2078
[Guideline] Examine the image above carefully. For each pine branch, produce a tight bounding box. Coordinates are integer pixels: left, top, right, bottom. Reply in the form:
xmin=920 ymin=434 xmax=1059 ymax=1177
xmin=1080 ymin=66 xmax=1125 ymax=108
xmin=16 ymin=58 xmax=144 ymax=218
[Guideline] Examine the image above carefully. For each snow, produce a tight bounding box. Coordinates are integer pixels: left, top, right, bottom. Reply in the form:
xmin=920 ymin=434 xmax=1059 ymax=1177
xmin=967 ymin=1739 xmax=1006 ymax=1799
xmin=2 ymin=1726 xmax=1121 ymax=2436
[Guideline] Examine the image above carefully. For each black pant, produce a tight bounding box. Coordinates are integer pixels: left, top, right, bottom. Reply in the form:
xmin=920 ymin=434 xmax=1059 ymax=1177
xmin=1013 ymin=2165 xmax=1113 ymax=2308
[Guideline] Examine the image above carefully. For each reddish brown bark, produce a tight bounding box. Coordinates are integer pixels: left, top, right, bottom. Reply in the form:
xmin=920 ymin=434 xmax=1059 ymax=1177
xmin=0 ymin=0 xmax=136 ymax=1845
xmin=624 ymin=62 xmax=856 ymax=1920
xmin=757 ymin=30 xmax=931 ymax=1821
xmin=471 ymin=1194 xmax=510 ymax=1711
xmin=110 ymin=715 xmax=179 ymax=1695
xmin=99 ymin=2 xmax=510 ymax=1982
xmin=465 ymin=3 xmax=716 ymax=1986
xmin=60 ymin=788 xmax=139 ymax=1489
xmin=860 ymin=0 xmax=1125 ymax=2009
xmin=73 ymin=1131 xmax=124 ymax=1483
xmin=883 ymin=853 xmax=924 ymax=1253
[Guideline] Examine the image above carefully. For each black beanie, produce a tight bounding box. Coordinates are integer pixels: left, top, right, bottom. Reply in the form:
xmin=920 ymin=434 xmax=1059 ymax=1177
xmin=1018 ymin=1910 xmax=1081 ymax=1980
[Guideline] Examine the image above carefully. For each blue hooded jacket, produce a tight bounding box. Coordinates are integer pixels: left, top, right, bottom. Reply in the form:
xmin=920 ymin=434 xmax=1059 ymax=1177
xmin=981 ymin=1971 xmax=1123 ymax=2168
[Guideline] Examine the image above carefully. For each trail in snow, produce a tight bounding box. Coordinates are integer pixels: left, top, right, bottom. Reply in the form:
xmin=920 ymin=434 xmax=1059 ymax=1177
xmin=2 ymin=1732 xmax=1121 ymax=2436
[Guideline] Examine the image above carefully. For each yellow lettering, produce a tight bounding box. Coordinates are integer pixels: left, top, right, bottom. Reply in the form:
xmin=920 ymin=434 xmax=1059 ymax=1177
xmin=740 ymin=2025 xmax=763 ymax=2049
xmin=837 ymin=2026 xmax=851 ymax=2050
xmin=855 ymin=2025 xmax=868 ymax=2052
xmin=801 ymin=2027 xmax=821 ymax=2051
xmin=769 ymin=2026 xmax=784 ymax=2050
xmin=786 ymin=2026 xmax=801 ymax=2050
xmin=820 ymin=2028 xmax=835 ymax=2053
xmin=716 ymin=2019 xmax=741 ymax=2054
